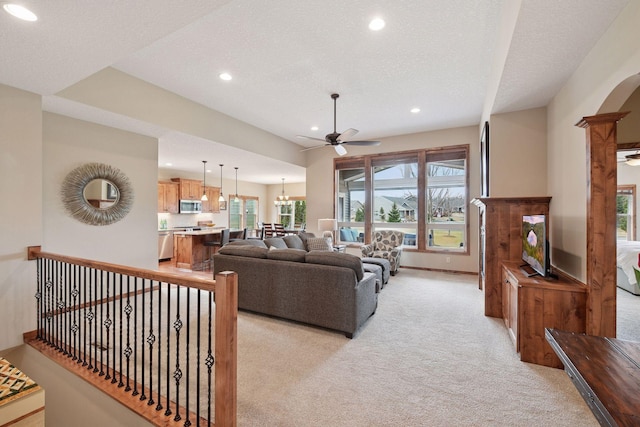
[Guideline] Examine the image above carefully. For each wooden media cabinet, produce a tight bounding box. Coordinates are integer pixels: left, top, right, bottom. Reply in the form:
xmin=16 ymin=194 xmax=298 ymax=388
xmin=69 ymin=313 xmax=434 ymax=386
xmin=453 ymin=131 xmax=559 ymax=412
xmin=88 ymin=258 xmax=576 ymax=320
xmin=502 ymin=261 xmax=587 ymax=368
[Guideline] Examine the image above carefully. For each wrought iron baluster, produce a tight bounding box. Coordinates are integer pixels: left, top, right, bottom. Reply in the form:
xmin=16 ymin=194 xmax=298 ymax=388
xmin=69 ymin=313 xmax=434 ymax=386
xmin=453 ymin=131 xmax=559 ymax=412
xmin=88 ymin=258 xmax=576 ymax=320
xmin=140 ymin=277 xmax=147 ymax=401
xmin=183 ymin=287 xmax=191 ymax=427
xmin=156 ymin=281 xmax=163 ymax=411
xmin=132 ymin=276 xmax=139 ymax=396
xmin=146 ymin=279 xmax=155 ymax=405
xmin=104 ymin=272 xmax=112 ymax=381
xmin=124 ymin=276 xmax=132 ymax=392
xmin=195 ymin=288 xmax=201 ymax=425
xmin=71 ymin=264 xmax=79 ymax=361
xmin=90 ymin=268 xmax=97 ymax=372
xmin=207 ymin=291 xmax=214 ymax=423
xmin=171 ymin=284 xmax=181 ymax=420
xmin=118 ymin=274 xmax=124 ymax=387
xmin=35 ymin=258 xmax=42 ymax=339
xmin=82 ymin=266 xmax=88 ymax=367
xmin=99 ymin=271 xmax=105 ymax=376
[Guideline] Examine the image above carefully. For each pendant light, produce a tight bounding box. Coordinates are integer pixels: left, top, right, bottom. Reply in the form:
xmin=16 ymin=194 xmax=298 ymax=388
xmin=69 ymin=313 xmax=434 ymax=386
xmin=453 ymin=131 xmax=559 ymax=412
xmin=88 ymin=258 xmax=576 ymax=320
xmin=234 ymin=167 xmax=240 ymax=202
xmin=201 ymin=160 xmax=208 ymax=201
xmin=274 ymin=178 xmax=291 ymax=206
xmin=218 ymin=164 xmax=225 ymax=202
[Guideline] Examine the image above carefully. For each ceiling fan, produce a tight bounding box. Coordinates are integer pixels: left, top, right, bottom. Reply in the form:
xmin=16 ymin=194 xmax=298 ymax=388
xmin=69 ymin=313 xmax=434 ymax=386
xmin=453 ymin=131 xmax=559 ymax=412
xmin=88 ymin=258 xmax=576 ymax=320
xmin=297 ymin=93 xmax=381 ymax=156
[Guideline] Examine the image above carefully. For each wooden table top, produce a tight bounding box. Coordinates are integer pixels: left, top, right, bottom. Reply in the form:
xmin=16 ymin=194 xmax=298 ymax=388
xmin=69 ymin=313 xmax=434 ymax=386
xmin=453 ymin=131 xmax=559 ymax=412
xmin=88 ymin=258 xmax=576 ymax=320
xmin=546 ymin=328 xmax=640 ymax=426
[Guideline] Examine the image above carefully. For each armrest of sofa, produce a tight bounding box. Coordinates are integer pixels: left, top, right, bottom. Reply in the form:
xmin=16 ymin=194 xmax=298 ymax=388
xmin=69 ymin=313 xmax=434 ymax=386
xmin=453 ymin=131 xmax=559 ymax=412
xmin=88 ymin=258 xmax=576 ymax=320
xmin=361 ymin=244 xmax=373 ymax=257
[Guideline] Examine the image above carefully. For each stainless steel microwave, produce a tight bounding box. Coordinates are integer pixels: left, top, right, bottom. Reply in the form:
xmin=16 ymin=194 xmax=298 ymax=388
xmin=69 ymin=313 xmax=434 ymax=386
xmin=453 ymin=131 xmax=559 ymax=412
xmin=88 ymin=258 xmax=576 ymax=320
xmin=179 ymin=199 xmax=202 ymax=214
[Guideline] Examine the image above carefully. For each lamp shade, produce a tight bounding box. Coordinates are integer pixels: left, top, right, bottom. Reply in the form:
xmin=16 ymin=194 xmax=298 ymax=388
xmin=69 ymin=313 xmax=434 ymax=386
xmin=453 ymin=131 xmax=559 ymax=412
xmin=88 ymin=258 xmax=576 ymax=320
xmin=318 ymin=219 xmax=337 ymax=232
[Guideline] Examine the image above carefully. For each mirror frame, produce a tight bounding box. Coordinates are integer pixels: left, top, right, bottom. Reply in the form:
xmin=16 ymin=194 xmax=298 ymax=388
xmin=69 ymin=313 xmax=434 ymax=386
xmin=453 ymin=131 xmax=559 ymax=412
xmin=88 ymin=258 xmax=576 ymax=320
xmin=61 ymin=162 xmax=134 ymax=226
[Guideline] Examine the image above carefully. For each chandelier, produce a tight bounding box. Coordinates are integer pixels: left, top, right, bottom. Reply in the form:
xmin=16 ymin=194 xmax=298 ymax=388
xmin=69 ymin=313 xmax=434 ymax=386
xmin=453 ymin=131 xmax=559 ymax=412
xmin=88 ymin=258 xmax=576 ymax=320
xmin=274 ymin=178 xmax=292 ymax=206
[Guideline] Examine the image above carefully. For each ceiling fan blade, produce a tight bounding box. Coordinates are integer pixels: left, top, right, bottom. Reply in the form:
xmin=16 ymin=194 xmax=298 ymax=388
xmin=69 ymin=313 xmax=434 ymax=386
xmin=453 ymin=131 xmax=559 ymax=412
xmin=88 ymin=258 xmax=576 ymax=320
xmin=342 ymin=140 xmax=381 ymax=146
xmin=297 ymin=135 xmax=326 ymax=143
xmin=338 ymin=128 xmax=358 ymax=141
xmin=300 ymin=144 xmax=329 ymax=152
xmin=334 ymin=144 xmax=347 ymax=156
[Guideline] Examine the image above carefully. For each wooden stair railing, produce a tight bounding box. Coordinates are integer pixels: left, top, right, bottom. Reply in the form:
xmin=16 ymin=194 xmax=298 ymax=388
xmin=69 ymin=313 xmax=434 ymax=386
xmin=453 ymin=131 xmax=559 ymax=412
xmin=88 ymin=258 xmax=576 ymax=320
xmin=26 ymin=249 xmax=237 ymax=427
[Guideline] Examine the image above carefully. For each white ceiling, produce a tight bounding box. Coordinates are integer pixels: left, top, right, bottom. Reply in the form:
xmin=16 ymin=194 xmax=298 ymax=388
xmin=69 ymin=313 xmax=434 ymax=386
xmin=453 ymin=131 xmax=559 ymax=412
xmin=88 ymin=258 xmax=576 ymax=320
xmin=1 ymin=0 xmax=629 ymax=184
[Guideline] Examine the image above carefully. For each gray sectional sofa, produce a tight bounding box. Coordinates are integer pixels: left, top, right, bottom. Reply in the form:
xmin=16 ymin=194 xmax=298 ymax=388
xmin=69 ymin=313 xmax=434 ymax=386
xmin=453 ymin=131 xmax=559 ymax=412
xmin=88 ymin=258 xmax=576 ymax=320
xmin=212 ymin=237 xmax=378 ymax=338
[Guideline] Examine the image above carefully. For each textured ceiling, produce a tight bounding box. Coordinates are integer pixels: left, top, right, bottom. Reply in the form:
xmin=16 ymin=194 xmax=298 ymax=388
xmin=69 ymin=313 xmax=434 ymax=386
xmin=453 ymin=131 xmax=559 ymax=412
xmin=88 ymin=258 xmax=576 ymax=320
xmin=0 ymin=0 xmax=630 ymax=183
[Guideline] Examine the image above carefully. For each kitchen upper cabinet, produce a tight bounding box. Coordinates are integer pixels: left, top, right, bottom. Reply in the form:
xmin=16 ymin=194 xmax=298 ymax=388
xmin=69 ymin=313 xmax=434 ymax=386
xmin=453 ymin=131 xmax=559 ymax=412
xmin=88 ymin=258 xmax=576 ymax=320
xmin=202 ymin=186 xmax=221 ymax=213
xmin=158 ymin=181 xmax=179 ymax=213
xmin=172 ymin=178 xmax=203 ymax=200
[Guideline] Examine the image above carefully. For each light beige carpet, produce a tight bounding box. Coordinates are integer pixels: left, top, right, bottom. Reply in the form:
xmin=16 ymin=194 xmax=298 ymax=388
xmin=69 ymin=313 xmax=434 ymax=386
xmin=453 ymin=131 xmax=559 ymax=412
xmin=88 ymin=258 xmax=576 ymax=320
xmin=235 ymin=269 xmax=598 ymax=426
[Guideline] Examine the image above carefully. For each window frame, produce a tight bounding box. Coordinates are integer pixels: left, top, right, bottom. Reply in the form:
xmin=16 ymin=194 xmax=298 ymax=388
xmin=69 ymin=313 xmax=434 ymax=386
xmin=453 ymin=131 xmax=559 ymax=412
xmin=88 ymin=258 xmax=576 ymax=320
xmin=228 ymin=195 xmax=259 ymax=232
xmin=334 ymin=145 xmax=469 ymax=255
xmin=617 ymin=184 xmax=636 ymax=241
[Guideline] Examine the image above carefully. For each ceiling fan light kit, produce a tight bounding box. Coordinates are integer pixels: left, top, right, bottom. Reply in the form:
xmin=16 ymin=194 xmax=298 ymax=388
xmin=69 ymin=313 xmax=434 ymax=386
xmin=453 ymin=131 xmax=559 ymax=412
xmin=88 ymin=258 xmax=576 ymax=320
xmin=626 ymin=153 xmax=640 ymax=166
xmin=298 ymin=93 xmax=381 ymax=156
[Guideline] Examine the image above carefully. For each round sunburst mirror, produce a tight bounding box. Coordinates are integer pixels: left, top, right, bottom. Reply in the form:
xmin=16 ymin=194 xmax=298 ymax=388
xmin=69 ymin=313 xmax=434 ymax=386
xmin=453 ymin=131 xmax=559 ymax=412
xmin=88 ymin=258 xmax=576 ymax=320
xmin=61 ymin=162 xmax=134 ymax=226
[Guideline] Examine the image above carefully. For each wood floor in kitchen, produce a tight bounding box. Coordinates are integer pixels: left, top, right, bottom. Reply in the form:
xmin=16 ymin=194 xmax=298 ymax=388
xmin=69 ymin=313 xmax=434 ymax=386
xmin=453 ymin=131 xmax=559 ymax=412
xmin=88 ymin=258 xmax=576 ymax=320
xmin=158 ymin=260 xmax=213 ymax=280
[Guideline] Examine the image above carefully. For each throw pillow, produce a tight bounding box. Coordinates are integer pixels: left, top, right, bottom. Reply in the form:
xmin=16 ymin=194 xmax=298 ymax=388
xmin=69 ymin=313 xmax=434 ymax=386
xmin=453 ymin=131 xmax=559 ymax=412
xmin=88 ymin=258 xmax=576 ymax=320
xmin=218 ymin=245 xmax=268 ymax=258
xmin=305 ymin=251 xmax=364 ymax=281
xmin=283 ymin=234 xmax=306 ymax=250
xmin=226 ymin=239 xmax=267 ymax=248
xmin=264 ymin=237 xmax=288 ymax=249
xmin=267 ymin=248 xmax=307 ymax=262
xmin=306 ymin=237 xmax=332 ymax=252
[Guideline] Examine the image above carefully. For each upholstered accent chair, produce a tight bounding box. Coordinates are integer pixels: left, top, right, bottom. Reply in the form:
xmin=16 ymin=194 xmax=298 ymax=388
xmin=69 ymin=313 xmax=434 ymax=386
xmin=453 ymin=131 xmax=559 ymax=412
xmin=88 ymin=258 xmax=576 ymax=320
xmin=361 ymin=230 xmax=404 ymax=275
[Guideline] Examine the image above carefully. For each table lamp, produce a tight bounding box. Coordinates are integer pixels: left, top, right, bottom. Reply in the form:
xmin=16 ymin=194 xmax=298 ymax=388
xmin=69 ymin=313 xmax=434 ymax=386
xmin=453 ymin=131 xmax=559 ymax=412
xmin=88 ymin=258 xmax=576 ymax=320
xmin=318 ymin=219 xmax=337 ymax=244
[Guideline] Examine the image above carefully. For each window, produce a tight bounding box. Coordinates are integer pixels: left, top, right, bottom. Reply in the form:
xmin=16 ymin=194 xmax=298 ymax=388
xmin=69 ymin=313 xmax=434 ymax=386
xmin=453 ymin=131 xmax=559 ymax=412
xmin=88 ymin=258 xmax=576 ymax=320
xmin=335 ymin=146 xmax=469 ymax=253
xmin=372 ymin=158 xmax=418 ymax=248
xmin=337 ymin=167 xmax=366 ymax=242
xmin=229 ymin=196 xmax=259 ymax=231
xmin=277 ymin=198 xmax=306 ymax=229
xmin=617 ymin=185 xmax=636 ymax=241
xmin=426 ymin=152 xmax=466 ymax=251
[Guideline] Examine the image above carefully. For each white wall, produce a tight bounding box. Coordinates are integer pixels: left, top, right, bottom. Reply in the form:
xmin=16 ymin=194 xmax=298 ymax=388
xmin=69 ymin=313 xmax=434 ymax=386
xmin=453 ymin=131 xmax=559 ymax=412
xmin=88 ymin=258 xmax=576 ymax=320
xmin=0 ymin=84 xmax=42 ymax=350
xmin=547 ymin=0 xmax=640 ymax=280
xmin=42 ymin=113 xmax=158 ymax=270
xmin=305 ymin=125 xmax=479 ymax=273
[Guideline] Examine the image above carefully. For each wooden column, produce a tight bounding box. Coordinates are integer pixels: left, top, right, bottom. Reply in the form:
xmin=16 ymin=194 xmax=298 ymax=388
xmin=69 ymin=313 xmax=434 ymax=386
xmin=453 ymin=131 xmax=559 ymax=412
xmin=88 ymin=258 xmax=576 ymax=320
xmin=576 ymin=112 xmax=628 ymax=337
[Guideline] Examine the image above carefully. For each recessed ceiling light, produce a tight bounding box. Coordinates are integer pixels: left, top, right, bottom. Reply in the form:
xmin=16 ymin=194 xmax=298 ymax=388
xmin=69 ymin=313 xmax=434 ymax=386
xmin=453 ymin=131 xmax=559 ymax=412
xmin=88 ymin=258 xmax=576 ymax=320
xmin=410 ymin=107 xmax=421 ymax=114
xmin=219 ymin=72 xmax=232 ymax=81
xmin=369 ymin=18 xmax=385 ymax=31
xmin=3 ymin=3 xmax=37 ymax=21
xmin=165 ymin=163 xmax=173 ymax=166
xmin=311 ymin=126 xmax=319 ymax=131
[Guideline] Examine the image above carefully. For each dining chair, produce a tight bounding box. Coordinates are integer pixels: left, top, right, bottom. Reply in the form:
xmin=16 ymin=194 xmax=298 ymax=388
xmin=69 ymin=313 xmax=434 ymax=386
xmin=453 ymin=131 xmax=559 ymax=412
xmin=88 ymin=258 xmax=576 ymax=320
xmin=204 ymin=228 xmax=230 ymax=270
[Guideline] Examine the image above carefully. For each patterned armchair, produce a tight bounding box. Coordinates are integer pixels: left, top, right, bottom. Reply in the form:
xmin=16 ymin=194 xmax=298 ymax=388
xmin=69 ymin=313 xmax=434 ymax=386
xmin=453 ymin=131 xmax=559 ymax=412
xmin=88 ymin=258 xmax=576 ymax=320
xmin=361 ymin=230 xmax=404 ymax=275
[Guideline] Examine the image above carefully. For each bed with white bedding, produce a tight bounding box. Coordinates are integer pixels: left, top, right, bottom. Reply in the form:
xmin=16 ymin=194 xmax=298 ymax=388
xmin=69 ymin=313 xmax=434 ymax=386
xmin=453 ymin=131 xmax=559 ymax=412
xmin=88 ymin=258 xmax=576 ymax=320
xmin=617 ymin=240 xmax=640 ymax=295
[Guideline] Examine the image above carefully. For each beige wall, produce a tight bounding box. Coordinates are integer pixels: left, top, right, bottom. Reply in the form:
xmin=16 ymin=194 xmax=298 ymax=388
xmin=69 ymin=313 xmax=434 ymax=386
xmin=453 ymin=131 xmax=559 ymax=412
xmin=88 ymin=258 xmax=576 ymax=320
xmin=547 ymin=0 xmax=640 ymax=280
xmin=489 ymin=107 xmax=547 ymax=197
xmin=0 ymin=84 xmax=42 ymax=350
xmin=305 ymin=125 xmax=480 ymax=273
xmin=58 ymin=67 xmax=305 ymax=168
xmin=618 ymin=85 xmax=640 ymax=144
xmin=42 ymin=113 xmax=158 ymax=270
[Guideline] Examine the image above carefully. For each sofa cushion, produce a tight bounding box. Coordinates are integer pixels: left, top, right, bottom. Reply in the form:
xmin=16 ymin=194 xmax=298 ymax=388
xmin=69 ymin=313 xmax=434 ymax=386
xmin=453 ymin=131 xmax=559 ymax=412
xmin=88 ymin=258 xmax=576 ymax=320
xmin=226 ymin=239 xmax=267 ymax=248
xmin=264 ymin=237 xmax=288 ymax=249
xmin=305 ymin=251 xmax=364 ymax=281
xmin=297 ymin=231 xmax=316 ymax=246
xmin=283 ymin=234 xmax=306 ymax=250
xmin=218 ymin=245 xmax=268 ymax=258
xmin=306 ymin=237 xmax=332 ymax=252
xmin=267 ymin=248 xmax=307 ymax=262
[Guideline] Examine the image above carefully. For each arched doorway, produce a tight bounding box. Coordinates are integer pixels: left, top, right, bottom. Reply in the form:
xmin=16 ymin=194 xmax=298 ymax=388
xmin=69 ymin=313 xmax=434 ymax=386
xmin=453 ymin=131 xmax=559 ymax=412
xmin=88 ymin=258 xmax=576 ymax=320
xmin=579 ymin=74 xmax=640 ymax=337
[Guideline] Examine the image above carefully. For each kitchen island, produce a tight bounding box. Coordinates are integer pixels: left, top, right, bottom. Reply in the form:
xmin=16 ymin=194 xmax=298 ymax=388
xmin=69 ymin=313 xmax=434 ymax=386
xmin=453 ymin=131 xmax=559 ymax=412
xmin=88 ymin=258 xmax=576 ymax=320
xmin=173 ymin=228 xmax=223 ymax=271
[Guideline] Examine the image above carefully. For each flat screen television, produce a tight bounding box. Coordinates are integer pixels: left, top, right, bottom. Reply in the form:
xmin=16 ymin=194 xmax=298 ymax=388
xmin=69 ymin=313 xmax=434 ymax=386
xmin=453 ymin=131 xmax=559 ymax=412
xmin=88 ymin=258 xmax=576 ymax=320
xmin=522 ymin=214 xmax=548 ymax=277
